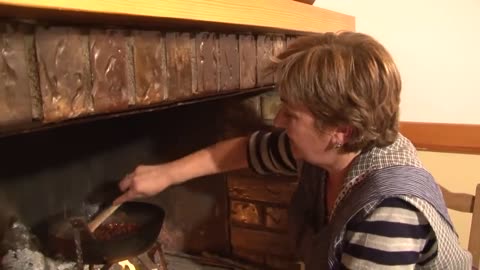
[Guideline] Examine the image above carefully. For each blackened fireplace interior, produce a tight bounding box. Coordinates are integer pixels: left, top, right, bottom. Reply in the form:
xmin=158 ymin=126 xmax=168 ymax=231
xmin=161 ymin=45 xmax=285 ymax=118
xmin=0 ymin=93 xmax=285 ymax=268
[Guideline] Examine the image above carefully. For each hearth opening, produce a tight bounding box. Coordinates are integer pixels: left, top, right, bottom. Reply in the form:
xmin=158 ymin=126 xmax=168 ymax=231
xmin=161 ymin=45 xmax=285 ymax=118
xmin=0 ymin=93 xmax=298 ymax=270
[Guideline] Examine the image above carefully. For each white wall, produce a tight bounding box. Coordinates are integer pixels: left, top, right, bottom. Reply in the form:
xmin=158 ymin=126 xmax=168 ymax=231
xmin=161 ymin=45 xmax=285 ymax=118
xmin=314 ymin=0 xmax=480 ymax=124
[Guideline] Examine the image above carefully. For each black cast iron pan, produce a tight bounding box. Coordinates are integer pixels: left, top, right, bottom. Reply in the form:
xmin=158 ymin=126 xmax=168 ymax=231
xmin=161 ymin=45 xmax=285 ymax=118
xmin=45 ymin=201 xmax=164 ymax=264
xmin=32 ymin=181 xmax=165 ymax=264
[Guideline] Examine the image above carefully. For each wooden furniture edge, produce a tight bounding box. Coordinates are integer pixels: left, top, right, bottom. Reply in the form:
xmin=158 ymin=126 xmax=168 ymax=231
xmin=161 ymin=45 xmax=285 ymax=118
xmin=440 ymin=183 xmax=479 ymax=265
xmin=400 ymin=122 xmax=480 ymax=154
xmin=439 ymin=185 xmax=475 ymax=213
xmin=0 ymin=0 xmax=355 ymax=34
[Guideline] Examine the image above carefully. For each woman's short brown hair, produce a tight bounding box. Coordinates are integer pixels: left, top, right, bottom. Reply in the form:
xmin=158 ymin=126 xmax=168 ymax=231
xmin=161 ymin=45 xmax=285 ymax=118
xmin=270 ymin=32 xmax=401 ymax=152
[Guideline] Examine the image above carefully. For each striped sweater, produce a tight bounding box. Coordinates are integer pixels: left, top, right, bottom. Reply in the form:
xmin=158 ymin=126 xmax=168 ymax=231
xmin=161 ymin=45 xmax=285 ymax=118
xmin=247 ymin=130 xmax=438 ymax=268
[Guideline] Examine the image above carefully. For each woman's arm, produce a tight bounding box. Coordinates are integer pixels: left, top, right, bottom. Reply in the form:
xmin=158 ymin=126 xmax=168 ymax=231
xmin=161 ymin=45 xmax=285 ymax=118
xmin=341 ymin=197 xmax=436 ymax=268
xmin=114 ymin=136 xmax=249 ymax=204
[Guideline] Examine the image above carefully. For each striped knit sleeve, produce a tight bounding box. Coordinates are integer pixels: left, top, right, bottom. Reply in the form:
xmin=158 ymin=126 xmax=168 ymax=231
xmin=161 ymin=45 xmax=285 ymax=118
xmin=247 ymin=130 xmax=297 ymax=176
xmin=340 ymin=197 xmax=438 ymax=269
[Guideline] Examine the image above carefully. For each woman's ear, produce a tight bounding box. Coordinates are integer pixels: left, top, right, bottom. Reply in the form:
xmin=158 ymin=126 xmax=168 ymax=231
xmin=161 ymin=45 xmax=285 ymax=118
xmin=332 ymin=125 xmax=353 ymax=145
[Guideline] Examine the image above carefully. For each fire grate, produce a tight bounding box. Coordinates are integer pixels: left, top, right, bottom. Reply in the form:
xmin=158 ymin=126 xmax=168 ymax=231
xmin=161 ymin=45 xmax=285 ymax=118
xmin=72 ymin=241 xmax=263 ymax=270
xmin=98 ymin=243 xmax=262 ymax=270
xmin=91 ymin=242 xmax=169 ymax=270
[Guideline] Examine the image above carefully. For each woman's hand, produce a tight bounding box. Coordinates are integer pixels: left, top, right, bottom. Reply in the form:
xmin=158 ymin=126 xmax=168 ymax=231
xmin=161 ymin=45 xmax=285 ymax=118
xmin=113 ymin=164 xmax=175 ymax=205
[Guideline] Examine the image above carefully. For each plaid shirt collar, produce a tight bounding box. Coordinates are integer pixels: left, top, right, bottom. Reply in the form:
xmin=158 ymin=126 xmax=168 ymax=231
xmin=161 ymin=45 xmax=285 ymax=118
xmin=329 ymin=133 xmax=423 ymax=220
xmin=345 ymin=133 xmax=422 ymax=183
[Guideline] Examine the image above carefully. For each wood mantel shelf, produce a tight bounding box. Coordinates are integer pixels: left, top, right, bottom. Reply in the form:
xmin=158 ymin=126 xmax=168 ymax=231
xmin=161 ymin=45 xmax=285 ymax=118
xmin=0 ymin=0 xmax=355 ymax=34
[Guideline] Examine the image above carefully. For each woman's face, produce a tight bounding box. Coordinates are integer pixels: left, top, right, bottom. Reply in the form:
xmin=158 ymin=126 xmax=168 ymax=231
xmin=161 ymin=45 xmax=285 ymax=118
xmin=273 ymin=100 xmax=337 ymax=164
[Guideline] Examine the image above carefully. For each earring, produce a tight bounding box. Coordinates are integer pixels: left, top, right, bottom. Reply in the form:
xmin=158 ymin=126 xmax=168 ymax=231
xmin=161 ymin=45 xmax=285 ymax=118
xmin=335 ymin=143 xmax=342 ymax=149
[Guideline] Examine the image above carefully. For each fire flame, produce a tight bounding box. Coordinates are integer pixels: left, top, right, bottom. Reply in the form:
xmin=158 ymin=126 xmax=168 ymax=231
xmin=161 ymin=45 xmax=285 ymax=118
xmin=118 ymin=260 xmax=136 ymax=270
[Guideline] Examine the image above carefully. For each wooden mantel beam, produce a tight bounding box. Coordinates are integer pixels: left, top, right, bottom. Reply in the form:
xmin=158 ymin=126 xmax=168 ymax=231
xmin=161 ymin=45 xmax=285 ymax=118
xmin=0 ymin=0 xmax=355 ymax=34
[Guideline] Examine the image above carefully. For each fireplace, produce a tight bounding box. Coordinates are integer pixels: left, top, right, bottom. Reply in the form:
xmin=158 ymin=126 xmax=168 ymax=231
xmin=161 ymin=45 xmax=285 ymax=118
xmin=0 ymin=1 xmax=354 ymax=269
xmin=0 ymin=21 xmax=300 ymax=270
xmin=0 ymin=91 xmax=301 ymax=270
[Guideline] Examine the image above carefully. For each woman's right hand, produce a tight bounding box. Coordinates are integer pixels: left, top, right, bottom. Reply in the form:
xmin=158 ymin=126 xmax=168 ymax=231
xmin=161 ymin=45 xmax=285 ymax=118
xmin=113 ymin=164 xmax=175 ymax=205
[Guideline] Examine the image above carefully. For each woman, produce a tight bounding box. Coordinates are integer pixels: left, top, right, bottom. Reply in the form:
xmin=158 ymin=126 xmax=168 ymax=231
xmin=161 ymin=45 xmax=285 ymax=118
xmin=114 ymin=32 xmax=472 ymax=269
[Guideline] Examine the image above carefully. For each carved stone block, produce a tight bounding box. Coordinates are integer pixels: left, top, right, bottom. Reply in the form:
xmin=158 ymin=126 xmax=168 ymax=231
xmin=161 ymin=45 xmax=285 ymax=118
xmin=266 ymin=206 xmax=289 ymax=231
xmin=232 ymin=248 xmax=265 ymax=265
xmin=261 ymin=92 xmax=281 ymax=121
xmin=228 ymin=175 xmax=297 ymax=205
xmin=196 ymin=32 xmax=219 ymax=93
xmin=230 ymin=226 xmax=291 ymax=256
xmin=133 ymin=31 xmax=167 ymax=105
xmin=239 ymin=34 xmax=256 ymax=89
xmin=218 ymin=34 xmax=240 ymax=91
xmin=90 ymin=29 xmax=132 ymax=113
xmin=256 ymin=35 xmax=274 ymax=86
xmin=244 ymin=96 xmax=262 ymax=116
xmin=286 ymin=35 xmax=299 ymax=48
xmin=266 ymin=255 xmax=296 ymax=270
xmin=273 ymin=35 xmax=287 ymax=56
xmin=230 ymin=200 xmax=262 ymax=226
xmin=24 ymin=29 xmax=42 ymax=120
xmin=273 ymin=35 xmax=287 ymax=83
xmin=0 ymin=24 xmax=32 ymax=127
xmin=165 ymin=32 xmax=196 ymax=100
xmin=36 ymin=26 xmax=92 ymax=122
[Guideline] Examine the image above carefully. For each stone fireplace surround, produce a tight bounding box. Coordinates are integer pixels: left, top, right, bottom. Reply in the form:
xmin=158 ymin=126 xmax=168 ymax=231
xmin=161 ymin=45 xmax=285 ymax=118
xmin=0 ymin=21 xmax=291 ymax=133
xmin=0 ymin=1 xmax=354 ymax=269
